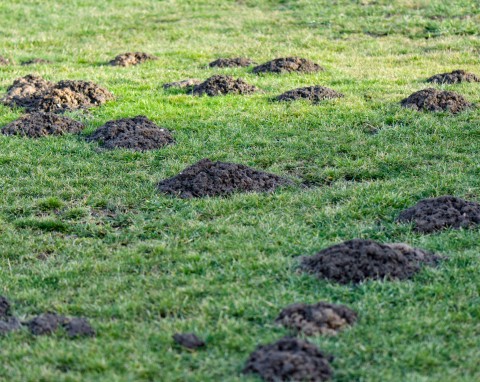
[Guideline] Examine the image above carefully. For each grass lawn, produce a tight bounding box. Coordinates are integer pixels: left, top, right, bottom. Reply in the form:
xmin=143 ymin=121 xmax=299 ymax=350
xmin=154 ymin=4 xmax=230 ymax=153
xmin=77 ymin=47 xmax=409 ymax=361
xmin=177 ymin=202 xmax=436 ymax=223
xmin=1 ymin=0 xmax=480 ymax=381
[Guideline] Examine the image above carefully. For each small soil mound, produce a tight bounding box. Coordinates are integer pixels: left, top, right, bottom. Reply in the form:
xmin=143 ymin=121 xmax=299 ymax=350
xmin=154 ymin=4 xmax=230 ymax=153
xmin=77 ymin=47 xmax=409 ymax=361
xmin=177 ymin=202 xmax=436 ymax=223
xmin=276 ymin=86 xmax=344 ymax=103
xmin=253 ymin=57 xmax=323 ymax=74
xmin=163 ymin=78 xmax=201 ymax=90
xmin=276 ymin=302 xmax=357 ymax=336
xmin=86 ymin=115 xmax=174 ymax=151
xmin=27 ymin=313 xmax=67 ymax=335
xmin=0 ymin=296 xmax=21 ymax=335
xmin=191 ymin=75 xmax=258 ymax=96
xmin=157 ymin=158 xmax=292 ymax=198
xmin=0 ymin=296 xmax=11 ymax=318
xmin=63 ymin=318 xmax=95 ymax=338
xmin=397 ymin=196 xmax=480 ymax=233
xmin=209 ymin=57 xmax=256 ymax=68
xmin=243 ymin=337 xmax=333 ymax=382
xmin=427 ymin=70 xmax=480 ymax=84
xmin=301 ymin=239 xmax=441 ymax=284
xmin=400 ymin=88 xmax=471 ymax=113
xmin=2 ymin=112 xmax=84 ymax=138
xmin=109 ymin=52 xmax=157 ymax=67
xmin=0 ymin=56 xmax=10 ymax=65
xmin=173 ymin=333 xmax=205 ymax=350
xmin=21 ymin=58 xmax=52 ymax=66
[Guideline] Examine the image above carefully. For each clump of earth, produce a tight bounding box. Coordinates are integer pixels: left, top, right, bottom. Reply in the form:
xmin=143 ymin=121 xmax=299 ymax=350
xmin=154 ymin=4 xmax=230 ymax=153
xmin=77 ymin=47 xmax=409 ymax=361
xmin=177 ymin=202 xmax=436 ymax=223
xmin=276 ymin=86 xmax=344 ymax=103
xmin=191 ymin=75 xmax=258 ymax=96
xmin=252 ymin=57 xmax=323 ymax=74
xmin=276 ymin=302 xmax=357 ymax=336
xmin=243 ymin=336 xmax=333 ymax=382
xmin=427 ymin=70 xmax=480 ymax=84
xmin=301 ymin=239 xmax=441 ymax=284
xmin=0 ymin=56 xmax=11 ymax=65
xmin=21 ymin=58 xmax=52 ymax=66
xmin=209 ymin=57 xmax=256 ymax=68
xmin=397 ymin=195 xmax=480 ymax=233
xmin=163 ymin=78 xmax=201 ymax=90
xmin=157 ymin=158 xmax=292 ymax=198
xmin=109 ymin=52 xmax=157 ymax=67
xmin=2 ymin=112 xmax=85 ymax=138
xmin=27 ymin=312 xmax=95 ymax=337
xmin=86 ymin=115 xmax=175 ymax=151
xmin=400 ymin=88 xmax=471 ymax=113
xmin=173 ymin=333 xmax=206 ymax=350
xmin=0 ymin=296 xmax=21 ymax=335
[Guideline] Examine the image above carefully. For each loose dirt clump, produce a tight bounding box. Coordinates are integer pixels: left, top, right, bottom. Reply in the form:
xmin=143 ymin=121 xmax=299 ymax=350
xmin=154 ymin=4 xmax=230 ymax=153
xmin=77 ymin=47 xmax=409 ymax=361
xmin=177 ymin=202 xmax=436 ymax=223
xmin=400 ymin=88 xmax=471 ymax=113
xmin=0 ymin=56 xmax=10 ymax=65
xmin=27 ymin=313 xmax=67 ymax=335
xmin=0 ymin=296 xmax=21 ymax=335
xmin=86 ymin=115 xmax=174 ymax=151
xmin=63 ymin=318 xmax=96 ymax=338
xmin=1 ymin=74 xmax=54 ymax=110
xmin=157 ymin=158 xmax=292 ymax=198
xmin=163 ymin=78 xmax=201 ymax=90
xmin=276 ymin=86 xmax=344 ymax=103
xmin=173 ymin=333 xmax=206 ymax=350
xmin=276 ymin=302 xmax=357 ymax=336
xmin=192 ymin=75 xmax=258 ymax=96
xmin=2 ymin=112 xmax=85 ymax=138
xmin=252 ymin=57 xmax=324 ymax=74
xmin=427 ymin=70 xmax=480 ymax=84
xmin=397 ymin=195 xmax=480 ymax=233
xmin=243 ymin=337 xmax=333 ymax=382
xmin=109 ymin=52 xmax=157 ymax=67
xmin=209 ymin=57 xmax=256 ymax=68
xmin=21 ymin=58 xmax=52 ymax=66
xmin=301 ymin=239 xmax=441 ymax=284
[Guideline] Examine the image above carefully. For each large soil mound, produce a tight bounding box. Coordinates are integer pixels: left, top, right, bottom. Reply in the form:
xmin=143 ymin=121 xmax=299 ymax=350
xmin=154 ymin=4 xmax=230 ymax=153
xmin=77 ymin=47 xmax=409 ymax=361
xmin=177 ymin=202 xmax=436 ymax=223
xmin=400 ymin=88 xmax=471 ymax=113
xmin=427 ymin=70 xmax=480 ymax=84
xmin=277 ymin=86 xmax=343 ymax=103
xmin=163 ymin=78 xmax=201 ymax=90
xmin=397 ymin=196 xmax=480 ymax=233
xmin=1 ymin=74 xmax=54 ymax=110
xmin=243 ymin=337 xmax=333 ymax=382
xmin=192 ymin=75 xmax=258 ymax=96
xmin=253 ymin=57 xmax=323 ymax=74
xmin=86 ymin=115 xmax=174 ymax=151
xmin=301 ymin=239 xmax=441 ymax=284
xmin=27 ymin=312 xmax=95 ymax=337
xmin=109 ymin=52 xmax=157 ymax=67
xmin=157 ymin=158 xmax=292 ymax=198
xmin=209 ymin=57 xmax=256 ymax=68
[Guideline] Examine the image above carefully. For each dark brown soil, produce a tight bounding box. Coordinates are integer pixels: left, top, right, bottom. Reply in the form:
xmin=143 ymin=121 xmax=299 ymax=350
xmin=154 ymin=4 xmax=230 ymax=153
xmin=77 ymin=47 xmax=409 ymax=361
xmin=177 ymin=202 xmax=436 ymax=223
xmin=157 ymin=158 xmax=292 ymax=198
xmin=209 ymin=57 xmax=256 ymax=68
xmin=275 ymin=302 xmax=357 ymax=336
xmin=173 ymin=333 xmax=205 ymax=350
xmin=27 ymin=313 xmax=68 ymax=335
xmin=301 ymin=239 xmax=441 ymax=284
xmin=400 ymin=88 xmax=471 ymax=113
xmin=191 ymin=75 xmax=258 ymax=96
xmin=252 ymin=57 xmax=324 ymax=74
xmin=109 ymin=52 xmax=157 ymax=67
xmin=63 ymin=318 xmax=96 ymax=338
xmin=0 ymin=296 xmax=11 ymax=318
xmin=0 ymin=296 xmax=21 ymax=335
xmin=397 ymin=196 xmax=480 ymax=233
xmin=243 ymin=337 xmax=333 ymax=382
xmin=86 ymin=115 xmax=174 ymax=151
xmin=0 ymin=56 xmax=11 ymax=65
xmin=276 ymin=86 xmax=344 ymax=103
xmin=163 ymin=78 xmax=201 ymax=90
xmin=21 ymin=58 xmax=52 ymax=66
xmin=427 ymin=70 xmax=480 ymax=84
xmin=2 ymin=112 xmax=85 ymax=138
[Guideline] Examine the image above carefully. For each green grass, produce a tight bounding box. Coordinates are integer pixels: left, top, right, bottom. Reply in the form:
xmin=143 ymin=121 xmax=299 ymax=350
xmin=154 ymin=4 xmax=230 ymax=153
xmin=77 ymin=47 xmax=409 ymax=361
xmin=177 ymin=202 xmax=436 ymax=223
xmin=1 ymin=0 xmax=480 ymax=381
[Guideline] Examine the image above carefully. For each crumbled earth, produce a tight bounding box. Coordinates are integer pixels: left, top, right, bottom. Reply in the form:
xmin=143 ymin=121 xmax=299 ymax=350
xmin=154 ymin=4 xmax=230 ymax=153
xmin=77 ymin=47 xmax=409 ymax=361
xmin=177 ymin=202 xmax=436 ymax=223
xmin=27 ymin=313 xmax=68 ymax=335
xmin=109 ymin=52 xmax=157 ymax=67
xmin=243 ymin=337 xmax=333 ymax=382
xmin=0 ymin=296 xmax=21 ymax=335
xmin=276 ymin=86 xmax=344 ymax=103
xmin=173 ymin=333 xmax=206 ymax=350
xmin=163 ymin=78 xmax=201 ymax=90
xmin=209 ymin=57 xmax=256 ymax=68
xmin=0 ymin=56 xmax=10 ymax=65
xmin=301 ymin=239 xmax=441 ymax=284
xmin=397 ymin=195 xmax=480 ymax=233
xmin=252 ymin=57 xmax=324 ymax=74
xmin=157 ymin=158 xmax=292 ymax=198
xmin=2 ymin=112 xmax=85 ymax=138
xmin=63 ymin=318 xmax=96 ymax=338
xmin=1 ymin=74 xmax=54 ymax=110
xmin=0 ymin=296 xmax=11 ymax=318
xmin=191 ymin=75 xmax=258 ymax=96
xmin=86 ymin=115 xmax=175 ymax=151
xmin=21 ymin=58 xmax=52 ymax=65
xmin=275 ymin=302 xmax=357 ymax=336
xmin=400 ymin=88 xmax=471 ymax=113
xmin=427 ymin=70 xmax=480 ymax=84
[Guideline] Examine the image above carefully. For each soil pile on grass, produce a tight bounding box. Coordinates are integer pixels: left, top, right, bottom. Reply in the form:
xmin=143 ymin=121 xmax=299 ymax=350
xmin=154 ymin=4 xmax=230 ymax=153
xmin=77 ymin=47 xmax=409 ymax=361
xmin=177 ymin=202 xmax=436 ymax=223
xmin=276 ymin=302 xmax=357 ymax=336
xmin=253 ymin=57 xmax=323 ymax=74
xmin=109 ymin=52 xmax=157 ymax=67
xmin=397 ymin=196 xmax=480 ymax=233
xmin=27 ymin=312 xmax=95 ymax=337
xmin=400 ymin=88 xmax=471 ymax=113
xmin=173 ymin=333 xmax=206 ymax=350
xmin=209 ymin=57 xmax=256 ymax=68
xmin=0 ymin=56 xmax=11 ymax=65
xmin=0 ymin=296 xmax=21 ymax=335
xmin=427 ymin=70 xmax=480 ymax=84
xmin=163 ymin=78 xmax=201 ymax=90
xmin=2 ymin=112 xmax=84 ymax=137
xmin=2 ymin=74 xmax=54 ymax=110
xmin=157 ymin=158 xmax=292 ymax=198
xmin=21 ymin=58 xmax=51 ymax=66
xmin=243 ymin=337 xmax=333 ymax=382
xmin=86 ymin=115 xmax=174 ymax=151
xmin=301 ymin=239 xmax=441 ymax=284
xmin=192 ymin=75 xmax=258 ymax=96
xmin=276 ymin=86 xmax=343 ymax=103
xmin=63 ymin=318 xmax=96 ymax=338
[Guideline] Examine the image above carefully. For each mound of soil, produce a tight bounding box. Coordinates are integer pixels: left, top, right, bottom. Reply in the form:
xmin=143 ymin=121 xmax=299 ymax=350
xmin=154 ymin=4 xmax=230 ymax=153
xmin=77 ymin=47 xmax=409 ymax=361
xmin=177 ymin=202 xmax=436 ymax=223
xmin=2 ymin=74 xmax=54 ymax=110
xmin=209 ymin=57 xmax=256 ymax=68
xmin=276 ymin=302 xmax=357 ymax=336
xmin=163 ymin=78 xmax=201 ymax=90
xmin=0 ymin=296 xmax=21 ymax=335
xmin=276 ymin=86 xmax=344 ymax=103
xmin=0 ymin=296 xmax=11 ymax=318
xmin=109 ymin=52 xmax=157 ymax=67
xmin=192 ymin=75 xmax=258 ymax=96
xmin=397 ymin=195 xmax=480 ymax=233
xmin=400 ymin=88 xmax=471 ymax=113
xmin=301 ymin=239 xmax=441 ymax=284
xmin=157 ymin=158 xmax=292 ymax=198
xmin=427 ymin=70 xmax=480 ymax=84
xmin=2 ymin=112 xmax=85 ymax=138
xmin=27 ymin=313 xmax=95 ymax=337
xmin=21 ymin=58 xmax=51 ymax=66
xmin=253 ymin=57 xmax=324 ymax=74
xmin=86 ymin=115 xmax=174 ymax=151
xmin=63 ymin=318 xmax=96 ymax=338
xmin=173 ymin=333 xmax=206 ymax=350
xmin=0 ymin=56 xmax=10 ymax=65
xmin=243 ymin=337 xmax=333 ymax=382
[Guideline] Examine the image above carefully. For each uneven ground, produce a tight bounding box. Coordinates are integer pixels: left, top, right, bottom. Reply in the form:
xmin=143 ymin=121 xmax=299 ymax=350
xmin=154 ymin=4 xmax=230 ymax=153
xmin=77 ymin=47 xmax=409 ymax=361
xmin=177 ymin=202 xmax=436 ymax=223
xmin=0 ymin=0 xmax=480 ymax=381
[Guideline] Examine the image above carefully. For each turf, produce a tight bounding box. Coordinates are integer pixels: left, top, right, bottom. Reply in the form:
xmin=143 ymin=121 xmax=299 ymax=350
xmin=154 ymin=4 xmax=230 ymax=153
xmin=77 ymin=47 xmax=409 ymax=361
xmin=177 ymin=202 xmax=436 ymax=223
xmin=1 ymin=0 xmax=480 ymax=381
